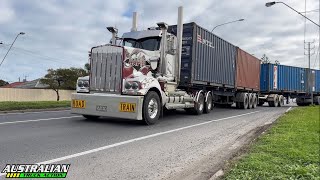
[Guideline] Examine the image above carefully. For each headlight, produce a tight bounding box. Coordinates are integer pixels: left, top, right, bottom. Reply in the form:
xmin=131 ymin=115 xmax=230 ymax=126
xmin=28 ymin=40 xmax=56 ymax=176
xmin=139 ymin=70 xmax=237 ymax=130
xmin=78 ymin=81 xmax=84 ymax=87
xmin=83 ymin=81 xmax=89 ymax=87
xmin=131 ymin=82 xmax=139 ymax=90
xmin=125 ymin=81 xmax=132 ymax=89
xmin=124 ymin=81 xmax=141 ymax=92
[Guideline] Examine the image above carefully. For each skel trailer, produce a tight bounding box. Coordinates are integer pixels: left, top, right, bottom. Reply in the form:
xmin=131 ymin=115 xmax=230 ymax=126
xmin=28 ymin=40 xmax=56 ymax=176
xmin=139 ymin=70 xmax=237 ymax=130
xmin=259 ymin=63 xmax=320 ymax=106
xmin=71 ymin=6 xmax=261 ymax=125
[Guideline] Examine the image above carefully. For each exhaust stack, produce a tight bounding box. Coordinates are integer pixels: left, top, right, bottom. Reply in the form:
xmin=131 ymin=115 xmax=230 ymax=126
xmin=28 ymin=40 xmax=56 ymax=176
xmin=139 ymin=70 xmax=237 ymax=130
xmin=131 ymin=12 xmax=138 ymax=31
xmin=176 ymin=6 xmax=183 ymax=84
xmin=157 ymin=22 xmax=169 ymax=75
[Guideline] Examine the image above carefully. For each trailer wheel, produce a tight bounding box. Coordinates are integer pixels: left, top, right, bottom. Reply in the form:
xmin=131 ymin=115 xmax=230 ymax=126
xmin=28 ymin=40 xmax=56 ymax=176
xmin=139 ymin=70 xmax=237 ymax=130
xmin=278 ymin=95 xmax=284 ymax=107
xmin=142 ymin=91 xmax=161 ymax=125
xmin=193 ymin=92 xmax=205 ymax=115
xmin=204 ymin=93 xmax=212 ymax=114
xmin=252 ymin=94 xmax=257 ymax=109
xmin=239 ymin=93 xmax=249 ymax=109
xmin=83 ymin=115 xmax=100 ymax=119
xmin=268 ymin=94 xmax=279 ymax=107
xmin=248 ymin=93 xmax=253 ymax=109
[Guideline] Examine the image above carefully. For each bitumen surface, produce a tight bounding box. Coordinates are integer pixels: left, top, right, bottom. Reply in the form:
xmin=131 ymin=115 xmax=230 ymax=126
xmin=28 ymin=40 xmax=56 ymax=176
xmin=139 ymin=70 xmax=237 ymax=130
xmin=0 ymin=104 xmax=294 ymax=180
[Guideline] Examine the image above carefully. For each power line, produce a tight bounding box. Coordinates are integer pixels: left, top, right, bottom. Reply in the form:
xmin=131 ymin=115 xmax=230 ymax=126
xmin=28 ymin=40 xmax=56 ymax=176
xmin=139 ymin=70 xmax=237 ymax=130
xmin=0 ymin=43 xmax=82 ymax=66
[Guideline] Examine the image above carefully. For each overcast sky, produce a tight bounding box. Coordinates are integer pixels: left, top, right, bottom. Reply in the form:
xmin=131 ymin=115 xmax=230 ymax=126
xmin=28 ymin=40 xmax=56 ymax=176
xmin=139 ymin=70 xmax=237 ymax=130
xmin=0 ymin=0 xmax=319 ymax=82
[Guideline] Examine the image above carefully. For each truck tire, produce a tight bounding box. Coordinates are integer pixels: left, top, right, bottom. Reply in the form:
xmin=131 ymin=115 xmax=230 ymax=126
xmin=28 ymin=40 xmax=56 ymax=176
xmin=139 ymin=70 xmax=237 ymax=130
xmin=83 ymin=115 xmax=100 ymax=119
xmin=252 ymin=94 xmax=257 ymax=109
xmin=239 ymin=93 xmax=249 ymax=109
xmin=248 ymin=93 xmax=254 ymax=109
xmin=193 ymin=92 xmax=205 ymax=115
xmin=278 ymin=95 xmax=284 ymax=107
xmin=204 ymin=93 xmax=212 ymax=114
xmin=142 ymin=91 xmax=161 ymax=125
xmin=268 ymin=94 xmax=279 ymax=107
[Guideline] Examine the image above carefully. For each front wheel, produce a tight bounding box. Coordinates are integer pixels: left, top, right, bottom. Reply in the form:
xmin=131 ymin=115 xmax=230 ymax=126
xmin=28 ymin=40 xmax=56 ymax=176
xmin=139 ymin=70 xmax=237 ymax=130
xmin=143 ymin=91 xmax=161 ymax=125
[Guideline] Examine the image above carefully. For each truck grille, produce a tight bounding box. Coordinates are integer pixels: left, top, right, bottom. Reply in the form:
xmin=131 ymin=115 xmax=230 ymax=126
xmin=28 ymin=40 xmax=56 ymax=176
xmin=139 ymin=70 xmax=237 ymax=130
xmin=90 ymin=45 xmax=123 ymax=93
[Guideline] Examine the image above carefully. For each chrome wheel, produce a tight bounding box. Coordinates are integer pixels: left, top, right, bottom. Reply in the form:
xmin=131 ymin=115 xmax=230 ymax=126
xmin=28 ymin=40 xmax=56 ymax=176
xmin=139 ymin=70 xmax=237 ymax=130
xmin=199 ymin=95 xmax=204 ymax=112
xmin=148 ymin=98 xmax=158 ymax=119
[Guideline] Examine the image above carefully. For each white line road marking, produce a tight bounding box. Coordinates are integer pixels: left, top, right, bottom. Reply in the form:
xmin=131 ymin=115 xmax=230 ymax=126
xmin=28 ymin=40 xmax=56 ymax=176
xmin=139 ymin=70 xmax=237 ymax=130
xmin=0 ymin=110 xmax=260 ymax=177
xmin=0 ymin=110 xmax=71 ymax=116
xmin=0 ymin=116 xmax=81 ymax=126
xmin=285 ymin=107 xmax=292 ymax=113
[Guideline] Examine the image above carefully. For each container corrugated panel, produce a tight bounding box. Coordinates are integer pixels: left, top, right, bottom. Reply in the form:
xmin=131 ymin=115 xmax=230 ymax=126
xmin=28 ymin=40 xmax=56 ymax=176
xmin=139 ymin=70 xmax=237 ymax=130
xmin=313 ymin=70 xmax=320 ymax=93
xmin=260 ymin=64 xmax=307 ymax=93
xmin=168 ymin=22 xmax=236 ymax=87
xmin=235 ymin=48 xmax=260 ymax=91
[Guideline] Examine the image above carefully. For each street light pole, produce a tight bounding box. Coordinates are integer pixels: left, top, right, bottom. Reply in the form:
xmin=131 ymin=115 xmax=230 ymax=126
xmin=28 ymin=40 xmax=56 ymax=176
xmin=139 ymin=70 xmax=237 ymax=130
xmin=266 ymin=1 xmax=320 ymax=27
xmin=211 ymin=19 xmax=245 ymax=32
xmin=0 ymin=32 xmax=25 ymax=67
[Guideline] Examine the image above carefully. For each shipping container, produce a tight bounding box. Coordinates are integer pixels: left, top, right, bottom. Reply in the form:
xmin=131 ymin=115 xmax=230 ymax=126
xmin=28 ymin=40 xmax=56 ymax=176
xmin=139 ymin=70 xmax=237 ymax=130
xmin=168 ymin=22 xmax=237 ymax=88
xmin=314 ymin=70 xmax=320 ymax=94
xmin=260 ymin=64 xmax=307 ymax=93
xmin=235 ymin=48 xmax=260 ymax=91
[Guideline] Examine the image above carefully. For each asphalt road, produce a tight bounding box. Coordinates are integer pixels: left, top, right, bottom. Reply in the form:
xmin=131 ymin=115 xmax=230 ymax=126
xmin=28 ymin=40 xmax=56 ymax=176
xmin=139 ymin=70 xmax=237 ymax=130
xmin=0 ymin=104 xmax=293 ymax=180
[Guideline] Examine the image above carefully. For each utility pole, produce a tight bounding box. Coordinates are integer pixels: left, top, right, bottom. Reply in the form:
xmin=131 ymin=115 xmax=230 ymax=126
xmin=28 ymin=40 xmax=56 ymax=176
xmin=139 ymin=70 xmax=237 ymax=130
xmin=305 ymin=41 xmax=315 ymax=104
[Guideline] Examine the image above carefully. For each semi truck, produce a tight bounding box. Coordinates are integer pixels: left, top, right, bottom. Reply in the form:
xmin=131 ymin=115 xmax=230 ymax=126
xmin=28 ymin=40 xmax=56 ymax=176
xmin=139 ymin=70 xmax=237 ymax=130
xmin=71 ymin=6 xmax=319 ymax=125
xmin=258 ymin=64 xmax=320 ymax=106
xmin=71 ymin=6 xmax=262 ymax=124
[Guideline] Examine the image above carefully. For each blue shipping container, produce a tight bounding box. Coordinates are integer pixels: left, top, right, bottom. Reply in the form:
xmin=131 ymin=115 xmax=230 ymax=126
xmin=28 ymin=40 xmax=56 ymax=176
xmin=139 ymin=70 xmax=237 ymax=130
xmin=260 ymin=64 xmax=307 ymax=93
xmin=315 ymin=70 xmax=320 ymax=93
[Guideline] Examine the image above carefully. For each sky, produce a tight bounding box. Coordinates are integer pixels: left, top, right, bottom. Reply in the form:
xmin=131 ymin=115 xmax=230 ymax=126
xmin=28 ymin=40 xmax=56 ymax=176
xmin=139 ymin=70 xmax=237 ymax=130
xmin=0 ymin=0 xmax=319 ymax=82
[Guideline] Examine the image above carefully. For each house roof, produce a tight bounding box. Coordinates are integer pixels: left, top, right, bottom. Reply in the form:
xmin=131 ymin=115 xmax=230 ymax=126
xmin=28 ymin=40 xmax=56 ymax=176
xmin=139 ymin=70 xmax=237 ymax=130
xmin=1 ymin=82 xmax=25 ymax=88
xmin=15 ymin=79 xmax=49 ymax=89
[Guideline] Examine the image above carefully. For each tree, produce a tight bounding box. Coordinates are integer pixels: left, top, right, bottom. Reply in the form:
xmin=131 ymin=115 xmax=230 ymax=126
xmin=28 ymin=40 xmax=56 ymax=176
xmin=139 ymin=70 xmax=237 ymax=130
xmin=0 ymin=79 xmax=9 ymax=87
xmin=84 ymin=63 xmax=90 ymax=73
xmin=40 ymin=68 xmax=88 ymax=101
xmin=261 ymin=54 xmax=270 ymax=64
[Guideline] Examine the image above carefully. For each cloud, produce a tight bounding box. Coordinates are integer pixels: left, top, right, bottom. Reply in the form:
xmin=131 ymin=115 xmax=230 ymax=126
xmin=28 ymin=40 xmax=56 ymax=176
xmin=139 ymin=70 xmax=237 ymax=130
xmin=0 ymin=0 xmax=15 ymax=24
xmin=0 ymin=0 xmax=319 ymax=82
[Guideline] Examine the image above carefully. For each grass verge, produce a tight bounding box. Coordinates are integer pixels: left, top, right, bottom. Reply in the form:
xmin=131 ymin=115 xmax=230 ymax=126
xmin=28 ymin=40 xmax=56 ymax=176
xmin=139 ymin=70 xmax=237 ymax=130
xmin=224 ymin=106 xmax=320 ymax=179
xmin=0 ymin=101 xmax=70 ymax=111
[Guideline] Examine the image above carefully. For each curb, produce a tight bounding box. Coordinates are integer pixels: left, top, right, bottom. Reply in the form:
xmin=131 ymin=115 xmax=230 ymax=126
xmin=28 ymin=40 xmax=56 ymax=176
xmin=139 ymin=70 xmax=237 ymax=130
xmin=0 ymin=108 xmax=71 ymax=114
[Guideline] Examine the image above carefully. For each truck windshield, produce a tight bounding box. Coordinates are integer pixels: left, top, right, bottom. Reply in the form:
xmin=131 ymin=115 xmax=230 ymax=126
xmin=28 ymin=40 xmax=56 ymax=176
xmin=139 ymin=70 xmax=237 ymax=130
xmin=123 ymin=37 xmax=161 ymax=51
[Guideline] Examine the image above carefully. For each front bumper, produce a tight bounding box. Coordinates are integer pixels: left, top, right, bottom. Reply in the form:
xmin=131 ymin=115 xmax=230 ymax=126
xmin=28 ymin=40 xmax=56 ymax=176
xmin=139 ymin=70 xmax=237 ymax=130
xmin=71 ymin=93 xmax=144 ymax=120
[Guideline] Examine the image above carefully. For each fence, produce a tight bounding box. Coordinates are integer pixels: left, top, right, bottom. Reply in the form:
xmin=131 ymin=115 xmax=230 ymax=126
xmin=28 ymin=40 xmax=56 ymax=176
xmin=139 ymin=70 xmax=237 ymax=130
xmin=0 ymin=88 xmax=74 ymax=101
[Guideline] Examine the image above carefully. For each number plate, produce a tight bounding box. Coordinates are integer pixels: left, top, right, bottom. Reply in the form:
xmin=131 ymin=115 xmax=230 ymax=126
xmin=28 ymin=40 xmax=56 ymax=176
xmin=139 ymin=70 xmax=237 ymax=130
xmin=119 ymin=102 xmax=136 ymax=112
xmin=72 ymin=99 xmax=86 ymax=108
